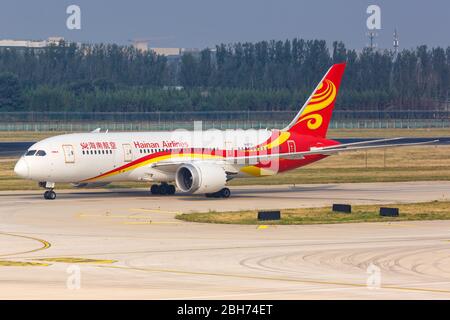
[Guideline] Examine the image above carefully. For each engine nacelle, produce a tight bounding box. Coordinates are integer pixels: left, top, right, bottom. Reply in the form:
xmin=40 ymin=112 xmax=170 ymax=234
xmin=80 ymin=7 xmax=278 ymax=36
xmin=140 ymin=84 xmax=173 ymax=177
xmin=175 ymin=163 xmax=227 ymax=194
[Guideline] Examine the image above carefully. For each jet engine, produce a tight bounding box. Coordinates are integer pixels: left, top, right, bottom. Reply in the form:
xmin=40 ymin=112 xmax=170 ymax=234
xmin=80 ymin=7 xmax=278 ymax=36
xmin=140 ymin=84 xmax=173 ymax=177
xmin=175 ymin=163 xmax=227 ymax=194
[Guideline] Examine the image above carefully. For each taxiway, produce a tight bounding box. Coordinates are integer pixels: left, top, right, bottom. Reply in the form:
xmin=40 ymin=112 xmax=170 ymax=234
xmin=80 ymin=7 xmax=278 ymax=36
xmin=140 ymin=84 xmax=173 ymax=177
xmin=1 ymin=181 xmax=450 ymax=299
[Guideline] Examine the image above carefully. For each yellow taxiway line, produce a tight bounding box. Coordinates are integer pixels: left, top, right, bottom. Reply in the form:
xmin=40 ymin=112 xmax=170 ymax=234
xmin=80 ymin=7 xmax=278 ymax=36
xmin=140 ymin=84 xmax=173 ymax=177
xmin=0 ymin=231 xmax=51 ymax=257
xmin=100 ymin=264 xmax=450 ymax=296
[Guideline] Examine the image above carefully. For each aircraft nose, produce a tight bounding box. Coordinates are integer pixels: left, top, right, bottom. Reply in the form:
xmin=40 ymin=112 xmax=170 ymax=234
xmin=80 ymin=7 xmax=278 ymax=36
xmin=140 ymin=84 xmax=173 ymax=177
xmin=14 ymin=158 xmax=29 ymax=178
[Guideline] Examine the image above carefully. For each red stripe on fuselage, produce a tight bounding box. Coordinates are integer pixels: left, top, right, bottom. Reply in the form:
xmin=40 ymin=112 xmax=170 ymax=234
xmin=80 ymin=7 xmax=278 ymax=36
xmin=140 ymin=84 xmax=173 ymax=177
xmin=82 ymin=133 xmax=340 ymax=182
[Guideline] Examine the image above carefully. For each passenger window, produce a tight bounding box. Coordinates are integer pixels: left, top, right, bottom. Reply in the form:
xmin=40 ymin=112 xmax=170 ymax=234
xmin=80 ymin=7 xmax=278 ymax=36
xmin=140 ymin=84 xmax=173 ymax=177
xmin=36 ymin=150 xmax=46 ymax=156
xmin=25 ymin=150 xmax=36 ymax=156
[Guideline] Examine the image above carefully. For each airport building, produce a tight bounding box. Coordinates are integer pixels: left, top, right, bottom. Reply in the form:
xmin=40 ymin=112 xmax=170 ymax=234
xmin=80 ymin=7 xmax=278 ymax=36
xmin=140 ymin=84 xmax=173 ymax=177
xmin=0 ymin=37 xmax=204 ymax=59
xmin=150 ymin=47 xmax=182 ymax=56
xmin=0 ymin=36 xmax=65 ymax=49
xmin=130 ymin=39 xmax=202 ymax=57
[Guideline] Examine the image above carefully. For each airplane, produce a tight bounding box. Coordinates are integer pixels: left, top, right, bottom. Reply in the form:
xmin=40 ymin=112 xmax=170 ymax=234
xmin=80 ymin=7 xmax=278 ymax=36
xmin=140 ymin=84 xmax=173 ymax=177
xmin=14 ymin=63 xmax=436 ymax=200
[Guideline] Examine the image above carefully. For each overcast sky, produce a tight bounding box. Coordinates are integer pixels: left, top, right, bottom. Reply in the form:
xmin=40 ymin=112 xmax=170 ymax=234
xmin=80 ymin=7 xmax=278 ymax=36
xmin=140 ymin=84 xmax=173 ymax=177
xmin=0 ymin=0 xmax=449 ymax=50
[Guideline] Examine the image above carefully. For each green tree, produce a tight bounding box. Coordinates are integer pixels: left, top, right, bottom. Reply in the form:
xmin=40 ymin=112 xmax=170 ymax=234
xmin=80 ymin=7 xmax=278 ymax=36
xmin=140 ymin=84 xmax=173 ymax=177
xmin=180 ymin=53 xmax=199 ymax=87
xmin=0 ymin=72 xmax=23 ymax=111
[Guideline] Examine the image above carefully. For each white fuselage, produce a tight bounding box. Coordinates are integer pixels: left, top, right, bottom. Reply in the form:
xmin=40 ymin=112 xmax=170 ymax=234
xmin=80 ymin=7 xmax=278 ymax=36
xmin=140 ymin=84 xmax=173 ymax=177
xmin=14 ymin=130 xmax=274 ymax=184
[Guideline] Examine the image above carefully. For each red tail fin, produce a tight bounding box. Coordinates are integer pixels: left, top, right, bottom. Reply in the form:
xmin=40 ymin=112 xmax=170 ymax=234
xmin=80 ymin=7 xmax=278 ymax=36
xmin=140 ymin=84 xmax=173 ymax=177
xmin=284 ymin=63 xmax=346 ymax=138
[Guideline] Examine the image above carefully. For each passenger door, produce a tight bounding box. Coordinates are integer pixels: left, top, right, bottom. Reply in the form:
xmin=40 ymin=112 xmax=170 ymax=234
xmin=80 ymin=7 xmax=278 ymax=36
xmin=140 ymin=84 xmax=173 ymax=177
xmin=122 ymin=143 xmax=133 ymax=162
xmin=287 ymin=140 xmax=296 ymax=153
xmin=62 ymin=145 xmax=75 ymax=163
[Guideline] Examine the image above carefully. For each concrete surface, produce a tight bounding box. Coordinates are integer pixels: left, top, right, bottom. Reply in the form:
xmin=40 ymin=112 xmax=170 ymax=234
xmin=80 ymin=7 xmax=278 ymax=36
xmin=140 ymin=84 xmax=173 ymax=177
xmin=1 ymin=181 xmax=450 ymax=299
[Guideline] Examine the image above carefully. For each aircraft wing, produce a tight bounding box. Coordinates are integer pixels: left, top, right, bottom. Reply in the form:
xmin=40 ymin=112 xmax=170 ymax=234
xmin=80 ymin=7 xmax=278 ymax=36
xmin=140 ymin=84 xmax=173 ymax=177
xmin=291 ymin=139 xmax=437 ymax=157
xmin=148 ymin=138 xmax=438 ymax=171
xmin=228 ymin=138 xmax=439 ymax=162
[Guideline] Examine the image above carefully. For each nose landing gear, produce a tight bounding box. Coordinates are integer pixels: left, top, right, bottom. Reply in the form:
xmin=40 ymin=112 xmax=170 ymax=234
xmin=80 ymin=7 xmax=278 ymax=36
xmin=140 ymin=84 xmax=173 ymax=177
xmin=44 ymin=190 xmax=56 ymax=200
xmin=40 ymin=181 xmax=56 ymax=200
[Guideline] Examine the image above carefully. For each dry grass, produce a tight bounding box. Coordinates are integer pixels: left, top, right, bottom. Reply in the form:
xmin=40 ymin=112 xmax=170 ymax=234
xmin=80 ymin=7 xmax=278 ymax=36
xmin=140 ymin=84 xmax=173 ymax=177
xmin=176 ymin=201 xmax=450 ymax=225
xmin=0 ymin=131 xmax=68 ymax=142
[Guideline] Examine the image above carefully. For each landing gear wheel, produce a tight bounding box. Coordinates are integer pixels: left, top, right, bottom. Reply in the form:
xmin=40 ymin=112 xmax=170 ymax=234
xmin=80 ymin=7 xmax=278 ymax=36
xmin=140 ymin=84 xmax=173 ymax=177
xmin=205 ymin=188 xmax=231 ymax=198
xmin=150 ymin=184 xmax=160 ymax=195
xmin=150 ymin=184 xmax=176 ymax=195
xmin=220 ymin=188 xmax=231 ymax=198
xmin=159 ymin=184 xmax=168 ymax=195
xmin=44 ymin=190 xmax=56 ymax=200
xmin=205 ymin=192 xmax=219 ymax=198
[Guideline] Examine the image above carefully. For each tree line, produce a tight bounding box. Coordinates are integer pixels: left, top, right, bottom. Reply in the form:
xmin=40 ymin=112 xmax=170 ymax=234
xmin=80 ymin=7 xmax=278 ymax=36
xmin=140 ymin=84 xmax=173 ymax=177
xmin=0 ymin=39 xmax=449 ymax=112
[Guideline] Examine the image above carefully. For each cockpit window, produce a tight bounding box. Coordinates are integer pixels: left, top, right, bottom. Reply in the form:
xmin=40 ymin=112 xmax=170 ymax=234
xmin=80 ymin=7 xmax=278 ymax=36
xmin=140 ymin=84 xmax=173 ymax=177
xmin=25 ymin=150 xmax=36 ymax=156
xmin=36 ymin=150 xmax=47 ymax=156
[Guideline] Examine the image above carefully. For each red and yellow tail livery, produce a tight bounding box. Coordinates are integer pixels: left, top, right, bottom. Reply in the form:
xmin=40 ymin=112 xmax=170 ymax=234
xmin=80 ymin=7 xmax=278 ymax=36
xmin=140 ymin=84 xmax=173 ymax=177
xmin=285 ymin=63 xmax=346 ymax=138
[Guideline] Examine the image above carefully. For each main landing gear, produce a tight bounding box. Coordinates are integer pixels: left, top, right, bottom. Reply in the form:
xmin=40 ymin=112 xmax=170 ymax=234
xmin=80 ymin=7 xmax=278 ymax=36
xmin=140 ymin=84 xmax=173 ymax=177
xmin=39 ymin=181 xmax=56 ymax=200
xmin=205 ymin=187 xmax=231 ymax=199
xmin=150 ymin=183 xmax=176 ymax=195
